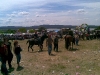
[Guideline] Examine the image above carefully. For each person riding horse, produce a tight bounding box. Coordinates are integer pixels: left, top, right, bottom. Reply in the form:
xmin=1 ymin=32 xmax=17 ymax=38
xmin=34 ymin=32 xmax=39 ymax=43
xmin=26 ymin=33 xmax=48 ymax=52
xmin=34 ymin=32 xmax=38 ymax=38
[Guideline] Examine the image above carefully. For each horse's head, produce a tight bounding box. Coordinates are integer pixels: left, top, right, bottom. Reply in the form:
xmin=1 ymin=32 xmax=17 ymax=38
xmin=43 ymin=33 xmax=48 ymax=38
xmin=41 ymin=33 xmax=48 ymax=42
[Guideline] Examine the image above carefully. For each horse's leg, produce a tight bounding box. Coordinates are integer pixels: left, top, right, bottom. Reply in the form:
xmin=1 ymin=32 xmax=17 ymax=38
xmin=30 ymin=45 xmax=33 ymax=51
xmin=72 ymin=42 xmax=73 ymax=50
xmin=28 ymin=45 xmax=30 ymax=52
xmin=66 ymin=39 xmax=69 ymax=50
xmin=39 ymin=45 xmax=42 ymax=51
xmin=69 ymin=42 xmax=71 ymax=50
xmin=68 ymin=38 xmax=71 ymax=50
xmin=41 ymin=44 xmax=43 ymax=50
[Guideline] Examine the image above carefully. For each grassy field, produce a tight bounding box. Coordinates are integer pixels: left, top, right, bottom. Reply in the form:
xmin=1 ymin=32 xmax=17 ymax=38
xmin=0 ymin=39 xmax=100 ymax=75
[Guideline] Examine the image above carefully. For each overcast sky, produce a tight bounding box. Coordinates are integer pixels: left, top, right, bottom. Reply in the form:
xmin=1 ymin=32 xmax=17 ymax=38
xmin=0 ymin=0 xmax=100 ymax=26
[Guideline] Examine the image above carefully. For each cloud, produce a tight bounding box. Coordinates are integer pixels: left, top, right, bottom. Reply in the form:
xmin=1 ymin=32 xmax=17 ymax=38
xmin=0 ymin=0 xmax=100 ymax=26
xmin=95 ymin=18 xmax=100 ymax=21
xmin=0 ymin=19 xmax=4 ymax=21
xmin=7 ymin=14 xmax=17 ymax=17
xmin=36 ymin=15 xmax=40 ymax=17
xmin=77 ymin=9 xmax=86 ymax=14
xmin=18 ymin=11 xmax=29 ymax=16
xmin=7 ymin=11 xmax=29 ymax=18
xmin=77 ymin=9 xmax=85 ymax=14
xmin=5 ymin=18 xmax=12 ymax=24
xmin=76 ymin=2 xmax=100 ymax=9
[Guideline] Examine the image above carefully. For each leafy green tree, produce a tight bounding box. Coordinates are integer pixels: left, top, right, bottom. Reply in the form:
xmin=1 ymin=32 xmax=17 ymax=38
xmin=38 ymin=27 xmax=46 ymax=32
xmin=0 ymin=30 xmax=4 ymax=33
xmin=5 ymin=29 xmax=16 ymax=33
xmin=95 ymin=26 xmax=100 ymax=30
xmin=18 ymin=28 xmax=27 ymax=33
xmin=29 ymin=29 xmax=35 ymax=33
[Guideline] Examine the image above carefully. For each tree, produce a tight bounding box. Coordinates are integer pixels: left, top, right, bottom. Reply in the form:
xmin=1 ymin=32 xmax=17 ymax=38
xmin=0 ymin=30 xmax=4 ymax=33
xmin=95 ymin=26 xmax=100 ymax=30
xmin=5 ymin=29 xmax=16 ymax=33
xmin=29 ymin=29 xmax=35 ymax=33
xmin=18 ymin=28 xmax=27 ymax=33
xmin=38 ymin=27 xmax=46 ymax=32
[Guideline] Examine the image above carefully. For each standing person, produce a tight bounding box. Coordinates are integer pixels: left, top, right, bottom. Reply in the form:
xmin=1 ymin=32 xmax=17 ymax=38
xmin=4 ymin=38 xmax=13 ymax=70
xmin=13 ymin=40 xmax=22 ymax=68
xmin=74 ymin=33 xmax=79 ymax=46
xmin=46 ymin=34 xmax=53 ymax=55
xmin=0 ymin=41 xmax=9 ymax=75
xmin=53 ymin=35 xmax=59 ymax=52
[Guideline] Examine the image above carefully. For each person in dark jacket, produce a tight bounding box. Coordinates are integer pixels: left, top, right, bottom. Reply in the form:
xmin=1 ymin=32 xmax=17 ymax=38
xmin=53 ymin=35 xmax=59 ymax=52
xmin=34 ymin=31 xmax=39 ymax=43
xmin=0 ymin=41 xmax=9 ymax=75
xmin=4 ymin=38 xmax=13 ymax=70
xmin=34 ymin=31 xmax=39 ymax=39
xmin=13 ymin=40 xmax=22 ymax=68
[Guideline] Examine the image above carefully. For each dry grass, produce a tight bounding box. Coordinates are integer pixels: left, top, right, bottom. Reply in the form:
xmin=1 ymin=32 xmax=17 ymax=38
xmin=0 ymin=39 xmax=100 ymax=75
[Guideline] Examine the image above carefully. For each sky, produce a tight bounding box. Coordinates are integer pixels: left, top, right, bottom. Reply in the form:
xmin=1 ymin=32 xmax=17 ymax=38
xmin=0 ymin=0 xmax=100 ymax=27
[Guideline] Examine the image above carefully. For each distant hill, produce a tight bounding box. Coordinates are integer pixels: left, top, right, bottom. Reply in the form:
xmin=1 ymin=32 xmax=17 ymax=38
xmin=0 ymin=25 xmax=98 ymax=30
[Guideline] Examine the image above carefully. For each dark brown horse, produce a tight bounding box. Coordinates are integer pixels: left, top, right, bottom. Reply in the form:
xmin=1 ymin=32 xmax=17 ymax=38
xmin=65 ymin=35 xmax=75 ymax=50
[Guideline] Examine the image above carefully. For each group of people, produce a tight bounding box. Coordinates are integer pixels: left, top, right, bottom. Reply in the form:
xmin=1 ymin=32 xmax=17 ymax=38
xmin=46 ymin=33 xmax=79 ymax=55
xmin=0 ymin=38 xmax=22 ymax=75
xmin=0 ymin=32 xmax=80 ymax=75
xmin=33 ymin=31 xmax=59 ymax=55
xmin=46 ymin=34 xmax=59 ymax=55
xmin=35 ymin=31 xmax=79 ymax=55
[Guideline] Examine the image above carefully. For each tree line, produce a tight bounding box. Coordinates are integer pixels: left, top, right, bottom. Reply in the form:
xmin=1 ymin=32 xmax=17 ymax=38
xmin=0 ymin=27 xmax=46 ymax=34
xmin=0 ymin=26 xmax=100 ymax=34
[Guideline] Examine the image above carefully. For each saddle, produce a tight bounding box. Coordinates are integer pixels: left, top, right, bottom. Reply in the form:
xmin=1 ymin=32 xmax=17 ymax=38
xmin=34 ymin=38 xmax=38 ymax=42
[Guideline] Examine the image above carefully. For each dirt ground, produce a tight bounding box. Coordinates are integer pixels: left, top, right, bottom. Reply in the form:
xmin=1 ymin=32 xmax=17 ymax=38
xmin=0 ymin=39 xmax=100 ymax=75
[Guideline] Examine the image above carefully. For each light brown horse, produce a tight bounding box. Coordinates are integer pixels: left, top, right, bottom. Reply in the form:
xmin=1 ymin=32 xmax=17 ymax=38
xmin=65 ymin=35 xmax=75 ymax=50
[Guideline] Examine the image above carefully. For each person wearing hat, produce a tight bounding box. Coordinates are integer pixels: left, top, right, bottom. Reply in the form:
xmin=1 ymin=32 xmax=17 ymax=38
xmin=0 ymin=41 xmax=9 ymax=75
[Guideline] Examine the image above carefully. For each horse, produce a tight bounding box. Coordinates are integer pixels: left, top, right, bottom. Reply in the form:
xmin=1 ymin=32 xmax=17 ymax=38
xmin=26 ymin=33 xmax=48 ymax=52
xmin=65 ymin=35 xmax=75 ymax=50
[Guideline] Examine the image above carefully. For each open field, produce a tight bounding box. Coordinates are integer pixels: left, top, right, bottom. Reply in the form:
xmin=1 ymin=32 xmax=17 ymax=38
xmin=0 ymin=39 xmax=100 ymax=75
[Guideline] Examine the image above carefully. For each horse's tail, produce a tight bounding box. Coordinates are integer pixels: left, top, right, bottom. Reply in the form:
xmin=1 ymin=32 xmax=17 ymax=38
xmin=26 ymin=40 xmax=29 ymax=44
